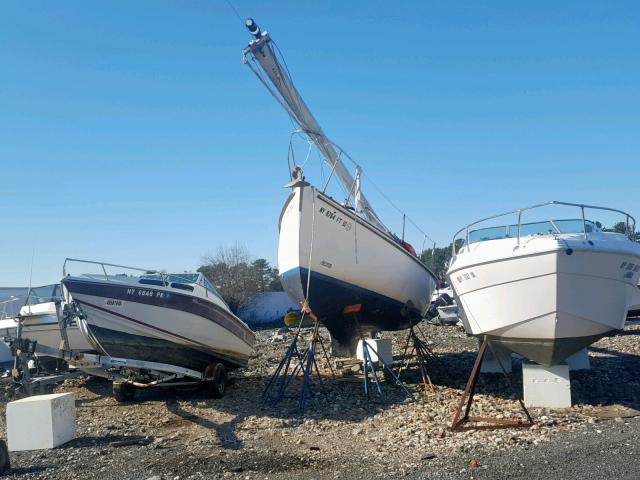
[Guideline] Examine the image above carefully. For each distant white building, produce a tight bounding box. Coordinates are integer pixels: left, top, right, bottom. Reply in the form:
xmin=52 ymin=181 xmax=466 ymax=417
xmin=238 ymin=292 xmax=298 ymax=326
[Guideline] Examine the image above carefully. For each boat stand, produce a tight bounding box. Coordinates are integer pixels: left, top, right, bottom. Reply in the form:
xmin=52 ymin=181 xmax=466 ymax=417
xmin=262 ymin=312 xmax=334 ymax=412
xmin=346 ymin=306 xmax=414 ymax=404
xmin=396 ymin=323 xmax=438 ymax=394
xmin=451 ymin=335 xmax=533 ymax=431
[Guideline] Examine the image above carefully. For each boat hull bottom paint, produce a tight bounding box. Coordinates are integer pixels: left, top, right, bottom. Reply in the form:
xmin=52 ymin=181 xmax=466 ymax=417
xmin=280 ymin=267 xmax=421 ymax=352
xmin=486 ymin=332 xmax=612 ymax=367
xmin=84 ymin=325 xmax=240 ymax=372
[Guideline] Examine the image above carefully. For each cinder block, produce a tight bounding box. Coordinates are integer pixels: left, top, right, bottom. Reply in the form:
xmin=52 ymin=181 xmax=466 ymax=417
xmin=480 ymin=341 xmax=513 ymax=374
xmin=356 ymin=338 xmax=393 ymax=366
xmin=6 ymin=393 xmax=76 ymax=451
xmin=523 ymin=362 xmax=571 ymax=409
xmin=566 ymin=348 xmax=590 ymax=371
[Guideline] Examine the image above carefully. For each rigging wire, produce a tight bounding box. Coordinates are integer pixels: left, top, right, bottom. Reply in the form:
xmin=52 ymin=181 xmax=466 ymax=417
xmin=223 ymin=0 xmax=245 ymax=27
xmin=244 ymin=29 xmax=434 ymax=249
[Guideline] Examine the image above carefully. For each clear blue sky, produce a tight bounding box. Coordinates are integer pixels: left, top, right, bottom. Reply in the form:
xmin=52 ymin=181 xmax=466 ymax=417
xmin=1 ymin=1 xmax=638 ymax=286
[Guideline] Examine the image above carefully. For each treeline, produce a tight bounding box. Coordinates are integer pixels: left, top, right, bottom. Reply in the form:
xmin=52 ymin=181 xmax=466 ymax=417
xmin=606 ymin=222 xmax=640 ymax=241
xmin=198 ymin=244 xmax=282 ymax=314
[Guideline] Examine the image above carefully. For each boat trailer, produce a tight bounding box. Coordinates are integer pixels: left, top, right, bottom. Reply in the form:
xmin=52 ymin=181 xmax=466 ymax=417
xmin=3 ymin=328 xmax=227 ymax=402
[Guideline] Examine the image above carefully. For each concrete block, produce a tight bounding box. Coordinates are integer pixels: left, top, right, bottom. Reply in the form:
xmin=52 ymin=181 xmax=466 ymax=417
xmin=480 ymin=341 xmax=513 ymax=374
xmin=6 ymin=393 xmax=76 ymax=451
xmin=356 ymin=338 xmax=393 ymax=366
xmin=566 ymin=348 xmax=590 ymax=371
xmin=523 ymin=362 xmax=571 ymax=409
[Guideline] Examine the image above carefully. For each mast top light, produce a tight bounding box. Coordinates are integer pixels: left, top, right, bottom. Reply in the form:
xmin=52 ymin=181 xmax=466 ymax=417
xmin=246 ymin=18 xmax=262 ymax=39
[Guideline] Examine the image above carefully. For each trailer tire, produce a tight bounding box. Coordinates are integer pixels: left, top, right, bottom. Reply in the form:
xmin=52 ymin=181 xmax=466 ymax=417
xmin=203 ymin=363 xmax=227 ymax=399
xmin=113 ymin=382 xmax=135 ymax=402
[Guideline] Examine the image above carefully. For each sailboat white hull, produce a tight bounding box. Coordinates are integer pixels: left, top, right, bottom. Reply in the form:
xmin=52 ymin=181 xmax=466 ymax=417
xmin=449 ymin=233 xmax=640 ymax=366
xmin=278 ymin=186 xmax=437 ymax=348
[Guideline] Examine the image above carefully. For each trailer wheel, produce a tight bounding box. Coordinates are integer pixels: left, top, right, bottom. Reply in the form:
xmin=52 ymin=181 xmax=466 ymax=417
xmin=203 ymin=363 xmax=227 ymax=399
xmin=113 ymin=381 xmax=135 ymax=402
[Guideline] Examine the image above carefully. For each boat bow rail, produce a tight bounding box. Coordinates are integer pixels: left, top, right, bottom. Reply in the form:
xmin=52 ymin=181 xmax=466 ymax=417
xmin=451 ymin=201 xmax=637 ymax=255
xmin=62 ymin=258 xmax=227 ymax=302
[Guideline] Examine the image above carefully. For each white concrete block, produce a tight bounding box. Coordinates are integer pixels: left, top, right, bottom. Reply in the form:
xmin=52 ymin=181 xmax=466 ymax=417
xmin=523 ymin=362 xmax=571 ymax=409
xmin=566 ymin=348 xmax=590 ymax=371
xmin=480 ymin=342 xmax=513 ymax=374
xmin=6 ymin=393 xmax=76 ymax=451
xmin=356 ymin=338 xmax=393 ymax=366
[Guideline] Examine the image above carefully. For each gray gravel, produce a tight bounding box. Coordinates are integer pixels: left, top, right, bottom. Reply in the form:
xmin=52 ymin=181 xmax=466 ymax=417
xmin=0 ymin=322 xmax=638 ymax=479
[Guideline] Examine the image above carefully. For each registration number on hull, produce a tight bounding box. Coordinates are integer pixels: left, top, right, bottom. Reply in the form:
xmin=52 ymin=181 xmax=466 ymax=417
xmin=125 ymin=288 xmax=165 ymax=298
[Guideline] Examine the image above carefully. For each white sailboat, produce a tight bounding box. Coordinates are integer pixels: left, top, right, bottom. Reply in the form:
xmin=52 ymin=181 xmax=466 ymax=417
xmin=242 ymin=19 xmax=437 ymax=352
xmin=447 ymin=201 xmax=640 ymax=366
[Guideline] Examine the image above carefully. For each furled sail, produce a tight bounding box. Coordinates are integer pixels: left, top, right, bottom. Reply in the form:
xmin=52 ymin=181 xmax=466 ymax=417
xmin=242 ymin=18 xmax=388 ymax=234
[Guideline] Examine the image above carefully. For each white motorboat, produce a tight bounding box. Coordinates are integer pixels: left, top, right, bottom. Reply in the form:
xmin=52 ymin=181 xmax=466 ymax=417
xmin=0 ymin=284 xmax=93 ymax=355
xmin=243 ymin=19 xmax=437 ymax=352
xmin=447 ymin=202 xmax=640 ymax=366
xmin=61 ymin=259 xmax=256 ymax=372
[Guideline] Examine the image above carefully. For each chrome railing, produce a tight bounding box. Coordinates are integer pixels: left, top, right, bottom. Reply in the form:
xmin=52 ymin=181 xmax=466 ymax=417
xmin=62 ymin=258 xmax=207 ymax=292
xmin=452 ymin=201 xmax=637 ymax=255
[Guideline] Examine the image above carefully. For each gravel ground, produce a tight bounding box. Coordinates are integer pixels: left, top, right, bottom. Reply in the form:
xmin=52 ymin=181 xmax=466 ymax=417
xmin=0 ymin=322 xmax=638 ymax=480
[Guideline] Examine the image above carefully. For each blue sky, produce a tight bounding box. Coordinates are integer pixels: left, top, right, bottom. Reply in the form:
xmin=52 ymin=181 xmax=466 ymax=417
xmin=1 ymin=1 xmax=638 ymax=285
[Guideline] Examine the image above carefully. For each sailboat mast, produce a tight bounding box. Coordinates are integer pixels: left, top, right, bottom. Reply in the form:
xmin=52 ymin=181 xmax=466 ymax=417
xmin=242 ymin=18 xmax=388 ymax=234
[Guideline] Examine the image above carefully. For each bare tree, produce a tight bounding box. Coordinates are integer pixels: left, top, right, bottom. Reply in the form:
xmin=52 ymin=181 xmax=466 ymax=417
xmin=199 ymin=244 xmax=282 ymax=313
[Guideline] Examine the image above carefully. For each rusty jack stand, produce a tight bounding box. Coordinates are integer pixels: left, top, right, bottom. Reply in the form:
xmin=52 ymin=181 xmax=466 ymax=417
xmin=451 ymin=336 xmax=534 ymax=431
xmin=397 ymin=324 xmax=438 ymax=394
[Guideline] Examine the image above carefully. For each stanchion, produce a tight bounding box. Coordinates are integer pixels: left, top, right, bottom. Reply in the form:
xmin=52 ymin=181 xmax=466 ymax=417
xmin=450 ymin=336 xmax=534 ymax=431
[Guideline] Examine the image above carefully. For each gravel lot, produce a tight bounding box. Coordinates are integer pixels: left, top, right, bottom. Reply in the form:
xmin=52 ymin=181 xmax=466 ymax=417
xmin=0 ymin=322 xmax=638 ymax=480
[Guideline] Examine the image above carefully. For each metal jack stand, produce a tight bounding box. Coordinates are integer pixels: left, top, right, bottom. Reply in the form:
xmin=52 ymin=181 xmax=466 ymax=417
xmin=451 ymin=336 xmax=534 ymax=431
xmin=262 ymin=308 xmax=334 ymax=412
xmin=397 ymin=323 xmax=438 ymax=394
xmin=345 ymin=305 xmax=414 ymax=404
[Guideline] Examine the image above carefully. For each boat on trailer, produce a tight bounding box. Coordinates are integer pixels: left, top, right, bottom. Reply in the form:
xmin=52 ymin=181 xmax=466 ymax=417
xmin=447 ymin=201 xmax=640 ymax=366
xmin=61 ymin=259 xmax=256 ymax=374
xmin=242 ymin=19 xmax=437 ymax=353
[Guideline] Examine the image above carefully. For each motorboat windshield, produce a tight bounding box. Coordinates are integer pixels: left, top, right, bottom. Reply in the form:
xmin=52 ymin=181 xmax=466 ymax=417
xmin=468 ymin=219 xmax=601 ymax=244
xmin=24 ymin=284 xmax=61 ymax=306
xmin=453 ymin=201 xmax=637 ymax=253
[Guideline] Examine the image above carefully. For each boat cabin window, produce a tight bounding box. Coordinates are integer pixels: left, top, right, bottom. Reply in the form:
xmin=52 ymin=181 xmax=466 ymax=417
xmin=139 ymin=275 xmax=168 ymax=287
xmin=167 ymin=274 xmax=200 ymax=284
xmin=170 ymin=282 xmax=194 ymax=292
xmin=139 ymin=278 xmax=168 ymax=287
